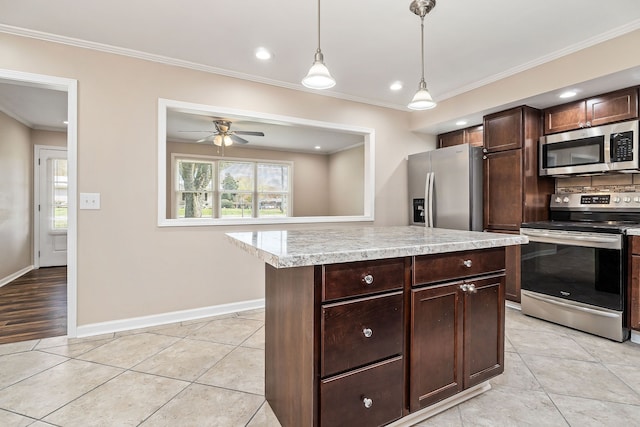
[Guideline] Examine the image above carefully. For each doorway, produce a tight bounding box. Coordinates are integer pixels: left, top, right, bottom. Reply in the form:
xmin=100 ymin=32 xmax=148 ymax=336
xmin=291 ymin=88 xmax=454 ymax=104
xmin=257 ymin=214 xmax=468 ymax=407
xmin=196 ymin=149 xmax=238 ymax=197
xmin=0 ymin=69 xmax=78 ymax=338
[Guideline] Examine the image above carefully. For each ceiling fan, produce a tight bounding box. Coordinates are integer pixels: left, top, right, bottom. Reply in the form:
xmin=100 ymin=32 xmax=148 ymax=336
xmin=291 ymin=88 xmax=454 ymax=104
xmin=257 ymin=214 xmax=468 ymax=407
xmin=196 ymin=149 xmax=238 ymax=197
xmin=183 ymin=119 xmax=265 ymax=146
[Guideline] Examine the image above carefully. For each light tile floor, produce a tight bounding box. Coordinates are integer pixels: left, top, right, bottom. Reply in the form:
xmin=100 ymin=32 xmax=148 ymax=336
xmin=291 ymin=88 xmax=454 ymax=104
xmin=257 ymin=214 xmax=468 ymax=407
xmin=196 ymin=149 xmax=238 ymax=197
xmin=0 ymin=307 xmax=638 ymax=426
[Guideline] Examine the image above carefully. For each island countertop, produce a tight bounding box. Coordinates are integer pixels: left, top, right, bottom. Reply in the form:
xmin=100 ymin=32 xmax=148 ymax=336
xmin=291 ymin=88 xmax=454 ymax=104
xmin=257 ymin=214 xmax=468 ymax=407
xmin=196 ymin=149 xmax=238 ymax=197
xmin=225 ymin=226 xmax=528 ymax=268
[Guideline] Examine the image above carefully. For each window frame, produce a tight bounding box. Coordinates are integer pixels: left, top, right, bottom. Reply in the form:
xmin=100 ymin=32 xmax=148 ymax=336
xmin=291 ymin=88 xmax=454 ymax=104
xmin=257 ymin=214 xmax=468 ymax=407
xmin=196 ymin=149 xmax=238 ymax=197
xmin=158 ymin=98 xmax=375 ymax=227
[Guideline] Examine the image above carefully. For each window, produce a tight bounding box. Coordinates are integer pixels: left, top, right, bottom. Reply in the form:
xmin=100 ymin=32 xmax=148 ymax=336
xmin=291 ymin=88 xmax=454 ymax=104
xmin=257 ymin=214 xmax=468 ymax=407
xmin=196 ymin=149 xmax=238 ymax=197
xmin=174 ymin=155 xmax=291 ymax=219
xmin=52 ymin=158 xmax=68 ymax=230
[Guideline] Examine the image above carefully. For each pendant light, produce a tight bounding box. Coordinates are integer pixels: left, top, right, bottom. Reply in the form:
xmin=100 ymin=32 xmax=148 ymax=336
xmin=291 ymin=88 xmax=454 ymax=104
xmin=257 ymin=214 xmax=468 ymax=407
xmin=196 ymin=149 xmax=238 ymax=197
xmin=302 ymin=0 xmax=336 ymax=90
xmin=408 ymin=0 xmax=437 ymax=110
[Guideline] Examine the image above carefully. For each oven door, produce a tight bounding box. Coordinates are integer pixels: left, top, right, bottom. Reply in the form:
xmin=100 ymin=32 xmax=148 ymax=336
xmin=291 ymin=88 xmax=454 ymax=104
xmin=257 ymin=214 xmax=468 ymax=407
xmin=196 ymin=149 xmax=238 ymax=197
xmin=520 ymin=228 xmax=623 ymax=310
xmin=520 ymin=228 xmax=628 ymax=341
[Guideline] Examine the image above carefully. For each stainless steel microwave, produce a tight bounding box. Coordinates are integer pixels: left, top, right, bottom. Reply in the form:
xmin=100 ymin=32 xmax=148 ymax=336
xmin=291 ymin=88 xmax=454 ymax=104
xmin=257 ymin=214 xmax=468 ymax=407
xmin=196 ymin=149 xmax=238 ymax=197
xmin=539 ymin=120 xmax=639 ymax=176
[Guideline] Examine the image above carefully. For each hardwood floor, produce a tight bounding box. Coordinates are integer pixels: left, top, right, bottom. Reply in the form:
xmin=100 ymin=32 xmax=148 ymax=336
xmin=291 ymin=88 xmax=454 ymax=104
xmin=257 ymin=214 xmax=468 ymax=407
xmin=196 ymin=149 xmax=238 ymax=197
xmin=0 ymin=267 xmax=67 ymax=344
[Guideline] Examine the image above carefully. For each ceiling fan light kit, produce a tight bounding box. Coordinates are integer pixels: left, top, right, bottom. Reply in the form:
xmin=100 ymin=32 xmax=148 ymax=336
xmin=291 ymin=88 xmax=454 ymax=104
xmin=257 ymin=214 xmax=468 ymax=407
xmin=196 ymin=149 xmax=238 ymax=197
xmin=408 ymin=0 xmax=437 ymax=110
xmin=302 ymin=0 xmax=336 ymax=90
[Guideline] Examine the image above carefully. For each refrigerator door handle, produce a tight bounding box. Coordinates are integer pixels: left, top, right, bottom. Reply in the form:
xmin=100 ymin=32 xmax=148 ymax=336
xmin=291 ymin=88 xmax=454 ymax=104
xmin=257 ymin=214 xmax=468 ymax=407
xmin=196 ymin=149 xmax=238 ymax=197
xmin=426 ymin=172 xmax=434 ymax=228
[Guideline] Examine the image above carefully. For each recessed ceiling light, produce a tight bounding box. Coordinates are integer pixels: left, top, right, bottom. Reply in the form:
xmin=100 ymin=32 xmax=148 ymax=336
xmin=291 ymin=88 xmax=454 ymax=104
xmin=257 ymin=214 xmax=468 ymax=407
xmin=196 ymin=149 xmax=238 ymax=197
xmin=314 ymin=146 xmax=321 ymax=150
xmin=390 ymin=81 xmax=403 ymax=91
xmin=255 ymin=47 xmax=272 ymax=60
xmin=559 ymin=90 xmax=577 ymax=99
xmin=455 ymin=120 xmax=467 ymax=126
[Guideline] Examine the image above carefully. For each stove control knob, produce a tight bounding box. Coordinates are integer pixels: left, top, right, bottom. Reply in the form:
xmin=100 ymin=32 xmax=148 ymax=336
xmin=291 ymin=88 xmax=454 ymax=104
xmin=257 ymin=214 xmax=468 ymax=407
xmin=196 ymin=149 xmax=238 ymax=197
xmin=562 ymin=197 xmax=570 ymax=203
xmin=634 ymin=197 xmax=640 ymax=203
xmin=613 ymin=197 xmax=621 ymax=203
xmin=624 ymin=197 xmax=632 ymax=203
xmin=554 ymin=197 xmax=562 ymax=203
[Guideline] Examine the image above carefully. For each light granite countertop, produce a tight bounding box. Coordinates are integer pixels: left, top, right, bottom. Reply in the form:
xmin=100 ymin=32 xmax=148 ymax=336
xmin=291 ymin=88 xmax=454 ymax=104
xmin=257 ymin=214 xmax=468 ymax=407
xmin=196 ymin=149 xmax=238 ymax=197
xmin=225 ymin=226 xmax=528 ymax=268
xmin=625 ymin=228 xmax=640 ymax=236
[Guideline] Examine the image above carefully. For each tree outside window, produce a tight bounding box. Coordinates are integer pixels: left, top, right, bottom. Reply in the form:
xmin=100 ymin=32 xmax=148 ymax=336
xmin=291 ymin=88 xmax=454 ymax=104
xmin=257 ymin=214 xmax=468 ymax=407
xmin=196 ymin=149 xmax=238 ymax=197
xmin=177 ymin=160 xmax=213 ymax=218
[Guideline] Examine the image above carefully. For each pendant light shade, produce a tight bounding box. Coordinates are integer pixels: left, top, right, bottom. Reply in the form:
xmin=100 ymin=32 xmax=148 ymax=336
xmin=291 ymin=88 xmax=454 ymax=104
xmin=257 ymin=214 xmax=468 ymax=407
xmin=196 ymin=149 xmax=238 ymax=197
xmin=302 ymin=0 xmax=335 ymax=90
xmin=408 ymin=79 xmax=436 ymax=110
xmin=408 ymin=0 xmax=437 ymax=110
xmin=302 ymin=50 xmax=335 ymax=89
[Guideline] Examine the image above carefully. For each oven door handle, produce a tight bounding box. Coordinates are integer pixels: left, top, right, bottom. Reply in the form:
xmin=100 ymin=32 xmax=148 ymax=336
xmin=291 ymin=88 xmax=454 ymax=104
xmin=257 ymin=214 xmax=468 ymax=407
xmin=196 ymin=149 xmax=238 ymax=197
xmin=523 ymin=291 xmax=620 ymax=319
xmin=520 ymin=230 xmax=621 ymax=249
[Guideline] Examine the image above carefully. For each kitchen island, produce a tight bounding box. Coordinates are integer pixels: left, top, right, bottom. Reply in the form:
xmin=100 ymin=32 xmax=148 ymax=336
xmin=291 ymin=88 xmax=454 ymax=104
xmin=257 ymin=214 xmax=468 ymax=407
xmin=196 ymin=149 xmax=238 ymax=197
xmin=226 ymin=226 xmax=527 ymax=427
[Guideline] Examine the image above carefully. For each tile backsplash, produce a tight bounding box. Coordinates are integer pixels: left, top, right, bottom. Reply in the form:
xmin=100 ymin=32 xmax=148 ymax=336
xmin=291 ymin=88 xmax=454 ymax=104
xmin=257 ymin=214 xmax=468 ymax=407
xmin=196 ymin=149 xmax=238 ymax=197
xmin=556 ymin=174 xmax=640 ymax=193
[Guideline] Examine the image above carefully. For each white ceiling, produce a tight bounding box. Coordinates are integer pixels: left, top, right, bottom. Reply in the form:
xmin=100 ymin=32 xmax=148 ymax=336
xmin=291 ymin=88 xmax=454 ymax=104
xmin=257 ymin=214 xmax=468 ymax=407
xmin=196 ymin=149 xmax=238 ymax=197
xmin=1 ymin=0 xmax=640 ymax=143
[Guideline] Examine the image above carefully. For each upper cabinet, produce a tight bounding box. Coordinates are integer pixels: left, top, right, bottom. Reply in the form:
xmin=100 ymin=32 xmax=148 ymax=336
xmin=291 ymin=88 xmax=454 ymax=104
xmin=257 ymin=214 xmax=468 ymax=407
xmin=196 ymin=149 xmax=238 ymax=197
xmin=438 ymin=125 xmax=483 ymax=148
xmin=483 ymin=109 xmax=523 ymax=153
xmin=543 ymin=87 xmax=639 ymax=135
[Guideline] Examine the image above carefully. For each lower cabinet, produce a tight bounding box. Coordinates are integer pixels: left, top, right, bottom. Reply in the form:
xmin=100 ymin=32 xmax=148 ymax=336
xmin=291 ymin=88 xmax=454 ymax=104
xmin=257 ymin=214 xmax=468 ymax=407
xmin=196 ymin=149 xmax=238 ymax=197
xmin=410 ymin=274 xmax=505 ymax=411
xmin=265 ymin=248 xmax=507 ymax=427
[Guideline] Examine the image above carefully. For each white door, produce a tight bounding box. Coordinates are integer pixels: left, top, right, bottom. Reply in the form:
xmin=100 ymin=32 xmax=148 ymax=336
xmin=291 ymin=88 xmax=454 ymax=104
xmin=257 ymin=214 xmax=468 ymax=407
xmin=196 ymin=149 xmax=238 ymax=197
xmin=38 ymin=147 xmax=68 ymax=267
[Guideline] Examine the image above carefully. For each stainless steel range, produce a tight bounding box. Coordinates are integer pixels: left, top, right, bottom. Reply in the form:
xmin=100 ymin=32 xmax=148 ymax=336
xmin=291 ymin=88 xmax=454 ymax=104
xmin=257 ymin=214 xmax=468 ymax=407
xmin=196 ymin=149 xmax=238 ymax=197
xmin=520 ymin=192 xmax=640 ymax=342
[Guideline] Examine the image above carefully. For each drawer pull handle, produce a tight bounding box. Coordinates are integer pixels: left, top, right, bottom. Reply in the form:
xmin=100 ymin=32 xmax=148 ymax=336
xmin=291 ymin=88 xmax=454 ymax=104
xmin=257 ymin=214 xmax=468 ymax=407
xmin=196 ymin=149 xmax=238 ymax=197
xmin=463 ymin=259 xmax=472 ymax=268
xmin=459 ymin=284 xmax=469 ymax=292
xmin=362 ymin=328 xmax=373 ymax=338
xmin=362 ymin=274 xmax=374 ymax=285
xmin=467 ymin=284 xmax=477 ymax=293
xmin=363 ymin=397 xmax=373 ymax=409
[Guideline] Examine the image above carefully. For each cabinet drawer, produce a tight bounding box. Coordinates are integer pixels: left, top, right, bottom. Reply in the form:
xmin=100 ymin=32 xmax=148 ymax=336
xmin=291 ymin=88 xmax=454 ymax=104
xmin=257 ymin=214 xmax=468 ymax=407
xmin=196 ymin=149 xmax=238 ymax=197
xmin=321 ymin=292 xmax=403 ymax=377
xmin=414 ymin=248 xmax=505 ymax=286
xmin=323 ymin=258 xmax=405 ymax=301
xmin=320 ymin=356 xmax=404 ymax=427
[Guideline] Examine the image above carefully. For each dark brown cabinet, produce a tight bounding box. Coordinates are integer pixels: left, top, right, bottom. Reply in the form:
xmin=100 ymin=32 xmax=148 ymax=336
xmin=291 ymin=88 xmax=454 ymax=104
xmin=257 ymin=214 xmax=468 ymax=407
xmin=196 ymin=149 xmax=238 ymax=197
xmin=629 ymin=236 xmax=640 ymax=331
xmin=483 ymin=109 xmax=523 ymax=153
xmin=483 ymin=149 xmax=523 ymax=231
xmin=438 ymin=125 xmax=483 ymax=148
xmin=264 ymin=248 xmax=509 ymax=426
xmin=410 ymin=249 xmax=505 ymax=411
xmin=543 ymin=87 xmax=639 ymax=134
xmin=483 ymin=106 xmax=554 ymax=303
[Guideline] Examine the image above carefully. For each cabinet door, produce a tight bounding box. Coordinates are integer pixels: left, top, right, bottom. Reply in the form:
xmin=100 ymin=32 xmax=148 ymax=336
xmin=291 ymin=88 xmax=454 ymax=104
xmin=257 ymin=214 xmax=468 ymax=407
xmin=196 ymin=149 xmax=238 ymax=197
xmin=483 ymin=108 xmax=523 ymax=152
xmin=409 ymin=283 xmax=464 ymax=411
xmin=483 ymin=149 xmax=523 ymax=231
xmin=463 ymin=275 xmax=505 ymax=388
xmin=543 ymin=101 xmax=586 ymax=134
xmin=465 ymin=125 xmax=484 ymax=147
xmin=587 ymin=87 xmax=639 ymax=127
xmin=438 ymin=130 xmax=464 ymax=148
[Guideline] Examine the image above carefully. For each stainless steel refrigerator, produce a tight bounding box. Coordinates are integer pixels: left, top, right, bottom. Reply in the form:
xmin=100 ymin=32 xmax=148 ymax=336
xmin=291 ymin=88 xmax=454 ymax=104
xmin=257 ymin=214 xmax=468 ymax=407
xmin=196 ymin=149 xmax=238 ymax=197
xmin=408 ymin=144 xmax=483 ymax=230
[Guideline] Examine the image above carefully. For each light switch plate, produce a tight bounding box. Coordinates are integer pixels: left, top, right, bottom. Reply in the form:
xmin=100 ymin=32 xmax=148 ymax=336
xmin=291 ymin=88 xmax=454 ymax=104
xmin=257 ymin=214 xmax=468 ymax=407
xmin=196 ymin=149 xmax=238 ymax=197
xmin=80 ymin=192 xmax=101 ymax=210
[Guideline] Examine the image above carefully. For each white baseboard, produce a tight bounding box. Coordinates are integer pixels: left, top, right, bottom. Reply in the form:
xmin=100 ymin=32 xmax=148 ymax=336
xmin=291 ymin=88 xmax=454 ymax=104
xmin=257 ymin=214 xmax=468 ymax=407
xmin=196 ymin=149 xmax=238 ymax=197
xmin=505 ymin=300 xmax=522 ymax=310
xmin=632 ymin=330 xmax=640 ymax=345
xmin=76 ymin=298 xmax=265 ymax=338
xmin=0 ymin=265 xmax=34 ymax=288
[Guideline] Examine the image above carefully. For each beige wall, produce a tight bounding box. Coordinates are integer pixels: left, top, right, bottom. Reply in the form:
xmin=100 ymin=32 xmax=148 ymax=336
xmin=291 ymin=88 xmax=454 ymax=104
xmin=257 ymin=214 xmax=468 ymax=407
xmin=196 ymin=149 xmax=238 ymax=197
xmin=166 ymin=141 xmax=331 ymax=217
xmin=0 ymin=32 xmax=431 ymax=326
xmin=32 ymin=129 xmax=67 ymax=148
xmin=329 ymin=145 xmax=365 ymax=215
xmin=0 ymin=111 xmax=32 ymax=280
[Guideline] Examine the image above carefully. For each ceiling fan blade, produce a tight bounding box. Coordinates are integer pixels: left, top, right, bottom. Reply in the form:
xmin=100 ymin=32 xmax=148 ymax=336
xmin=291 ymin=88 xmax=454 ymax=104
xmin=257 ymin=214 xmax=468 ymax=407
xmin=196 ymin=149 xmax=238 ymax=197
xmin=233 ymin=131 xmax=265 ymax=136
xmin=230 ymin=134 xmax=250 ymax=144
